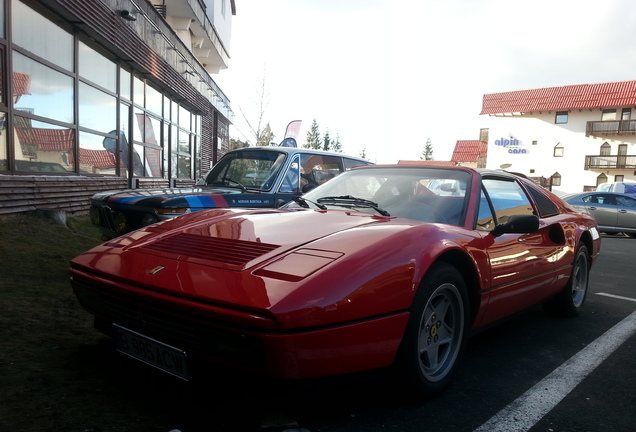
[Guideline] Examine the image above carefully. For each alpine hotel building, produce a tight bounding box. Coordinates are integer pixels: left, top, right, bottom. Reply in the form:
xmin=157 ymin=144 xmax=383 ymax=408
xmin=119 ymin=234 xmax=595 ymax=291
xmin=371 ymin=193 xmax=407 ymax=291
xmin=481 ymin=80 xmax=636 ymax=195
xmin=0 ymin=0 xmax=235 ymax=215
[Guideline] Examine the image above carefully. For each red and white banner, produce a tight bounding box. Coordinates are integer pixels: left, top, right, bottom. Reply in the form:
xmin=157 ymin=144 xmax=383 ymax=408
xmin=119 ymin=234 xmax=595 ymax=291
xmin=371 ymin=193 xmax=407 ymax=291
xmin=284 ymin=120 xmax=302 ymax=139
xmin=136 ymin=113 xmax=162 ymax=177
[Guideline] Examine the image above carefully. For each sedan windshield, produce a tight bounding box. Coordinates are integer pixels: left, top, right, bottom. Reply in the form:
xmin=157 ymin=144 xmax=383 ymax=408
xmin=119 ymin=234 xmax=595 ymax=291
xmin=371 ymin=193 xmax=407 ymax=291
xmin=201 ymin=150 xmax=287 ymax=191
xmin=291 ymin=167 xmax=472 ymax=226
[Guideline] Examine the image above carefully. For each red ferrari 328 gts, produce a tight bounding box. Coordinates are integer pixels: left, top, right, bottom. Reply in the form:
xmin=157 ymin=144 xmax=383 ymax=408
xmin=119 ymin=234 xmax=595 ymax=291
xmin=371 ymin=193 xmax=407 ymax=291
xmin=70 ymin=165 xmax=601 ymax=396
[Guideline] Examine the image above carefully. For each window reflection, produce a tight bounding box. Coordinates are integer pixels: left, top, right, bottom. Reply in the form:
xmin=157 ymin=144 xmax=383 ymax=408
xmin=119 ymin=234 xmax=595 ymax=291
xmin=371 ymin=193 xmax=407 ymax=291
xmin=134 ymin=113 xmax=163 ymax=178
xmin=0 ymin=113 xmax=7 ymax=170
xmin=146 ymin=84 xmax=162 ymax=115
xmin=79 ymin=82 xmax=116 ymax=133
xmin=13 ymin=51 xmax=74 ymax=123
xmin=5 ymin=5 xmax=202 ymax=180
xmin=133 ymin=75 xmax=144 ymax=105
xmin=79 ymin=41 xmax=116 ymax=92
xmin=13 ymin=0 xmax=73 ymax=70
xmin=172 ymin=127 xmax=192 ymax=179
xmin=13 ymin=116 xmax=75 ymax=172
xmin=179 ymin=105 xmax=190 ymax=129
xmin=0 ymin=48 xmax=4 ymax=104
xmin=120 ymin=68 xmax=131 ymax=101
xmin=79 ymin=130 xmax=119 ymax=175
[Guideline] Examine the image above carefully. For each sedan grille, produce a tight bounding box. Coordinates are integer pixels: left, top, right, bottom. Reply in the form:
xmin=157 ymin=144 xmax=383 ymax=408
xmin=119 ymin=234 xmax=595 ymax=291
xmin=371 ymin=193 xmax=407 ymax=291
xmin=141 ymin=233 xmax=279 ymax=266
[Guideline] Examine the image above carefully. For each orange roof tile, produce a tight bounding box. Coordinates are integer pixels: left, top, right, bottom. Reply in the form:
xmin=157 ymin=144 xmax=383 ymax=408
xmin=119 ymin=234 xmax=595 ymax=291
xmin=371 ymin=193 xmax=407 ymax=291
xmin=451 ymin=140 xmax=487 ymax=163
xmin=481 ymin=80 xmax=636 ymax=115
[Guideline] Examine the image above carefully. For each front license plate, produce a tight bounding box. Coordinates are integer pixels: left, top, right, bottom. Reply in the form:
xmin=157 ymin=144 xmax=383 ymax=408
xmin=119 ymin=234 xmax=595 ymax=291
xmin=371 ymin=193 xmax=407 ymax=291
xmin=113 ymin=324 xmax=189 ymax=380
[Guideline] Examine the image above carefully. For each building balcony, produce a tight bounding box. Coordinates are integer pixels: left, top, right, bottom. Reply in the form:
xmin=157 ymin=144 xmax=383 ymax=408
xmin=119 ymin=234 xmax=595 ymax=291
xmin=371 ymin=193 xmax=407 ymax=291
xmin=584 ymin=155 xmax=636 ymax=170
xmin=585 ymin=120 xmax=636 ymax=137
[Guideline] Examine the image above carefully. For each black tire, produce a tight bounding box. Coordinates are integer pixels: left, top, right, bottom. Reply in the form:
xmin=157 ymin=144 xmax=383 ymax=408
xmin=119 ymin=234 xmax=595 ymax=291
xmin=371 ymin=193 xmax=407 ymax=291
xmin=395 ymin=262 xmax=469 ymax=397
xmin=543 ymin=244 xmax=590 ymax=317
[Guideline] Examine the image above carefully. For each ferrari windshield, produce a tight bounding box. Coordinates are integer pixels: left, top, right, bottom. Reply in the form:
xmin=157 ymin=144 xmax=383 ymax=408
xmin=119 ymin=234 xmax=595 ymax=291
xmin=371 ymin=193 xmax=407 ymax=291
xmin=201 ymin=150 xmax=287 ymax=190
xmin=292 ymin=167 xmax=472 ymax=226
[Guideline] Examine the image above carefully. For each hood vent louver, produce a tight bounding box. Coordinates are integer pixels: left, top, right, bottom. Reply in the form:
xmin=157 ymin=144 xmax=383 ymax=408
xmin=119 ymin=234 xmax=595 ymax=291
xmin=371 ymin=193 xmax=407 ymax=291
xmin=141 ymin=233 xmax=280 ymax=266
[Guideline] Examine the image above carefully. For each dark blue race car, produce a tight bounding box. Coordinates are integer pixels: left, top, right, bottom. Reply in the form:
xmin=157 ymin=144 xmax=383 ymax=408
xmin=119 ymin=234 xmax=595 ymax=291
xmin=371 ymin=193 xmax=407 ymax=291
xmin=89 ymin=146 xmax=371 ymax=238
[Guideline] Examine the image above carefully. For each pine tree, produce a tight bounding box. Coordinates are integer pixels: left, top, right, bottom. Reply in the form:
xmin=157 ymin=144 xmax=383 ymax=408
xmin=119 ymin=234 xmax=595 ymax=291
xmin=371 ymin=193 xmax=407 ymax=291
xmin=304 ymin=119 xmax=321 ymax=149
xmin=331 ymin=133 xmax=343 ymax=153
xmin=322 ymin=130 xmax=331 ymax=151
xmin=421 ymin=138 xmax=434 ymax=160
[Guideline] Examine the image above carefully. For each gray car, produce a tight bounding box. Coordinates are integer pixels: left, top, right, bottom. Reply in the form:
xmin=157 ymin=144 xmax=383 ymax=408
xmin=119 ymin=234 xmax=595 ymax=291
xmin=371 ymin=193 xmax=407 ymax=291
xmin=563 ymin=191 xmax=636 ymax=237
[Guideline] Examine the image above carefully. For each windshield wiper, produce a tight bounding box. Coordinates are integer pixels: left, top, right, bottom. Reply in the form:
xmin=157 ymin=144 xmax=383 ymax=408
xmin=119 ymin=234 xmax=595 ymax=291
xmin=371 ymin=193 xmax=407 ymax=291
xmin=316 ymin=195 xmax=390 ymax=216
xmin=291 ymin=196 xmax=327 ymax=210
xmin=220 ymin=177 xmax=247 ymax=191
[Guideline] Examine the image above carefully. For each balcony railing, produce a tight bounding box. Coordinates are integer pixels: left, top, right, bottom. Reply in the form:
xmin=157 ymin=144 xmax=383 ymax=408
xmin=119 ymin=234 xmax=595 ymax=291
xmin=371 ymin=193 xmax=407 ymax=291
xmin=584 ymin=155 xmax=636 ymax=170
xmin=586 ymin=120 xmax=636 ymax=137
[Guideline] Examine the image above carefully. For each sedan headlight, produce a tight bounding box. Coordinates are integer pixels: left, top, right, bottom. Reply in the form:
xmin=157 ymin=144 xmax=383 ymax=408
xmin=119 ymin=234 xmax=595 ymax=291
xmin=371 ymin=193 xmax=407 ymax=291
xmin=141 ymin=213 xmax=159 ymax=227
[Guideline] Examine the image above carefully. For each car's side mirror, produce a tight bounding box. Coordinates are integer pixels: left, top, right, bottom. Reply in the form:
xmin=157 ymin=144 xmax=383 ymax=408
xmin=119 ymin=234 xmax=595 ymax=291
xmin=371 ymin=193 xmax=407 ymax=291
xmin=490 ymin=214 xmax=540 ymax=237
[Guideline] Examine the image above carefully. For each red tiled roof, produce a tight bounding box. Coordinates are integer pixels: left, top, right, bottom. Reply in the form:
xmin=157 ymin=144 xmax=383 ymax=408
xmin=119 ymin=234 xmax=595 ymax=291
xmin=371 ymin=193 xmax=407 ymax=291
xmin=15 ymin=126 xmax=74 ymax=151
xmin=481 ymin=80 xmax=636 ymax=115
xmin=398 ymin=160 xmax=459 ymax=166
xmin=77 ymin=148 xmax=118 ymax=169
xmin=14 ymin=72 xmax=32 ymax=96
xmin=451 ymin=140 xmax=487 ymax=163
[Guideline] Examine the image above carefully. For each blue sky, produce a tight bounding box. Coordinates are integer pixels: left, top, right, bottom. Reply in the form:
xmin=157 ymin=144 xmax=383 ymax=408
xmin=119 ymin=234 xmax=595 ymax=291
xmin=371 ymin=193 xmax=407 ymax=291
xmin=215 ymin=0 xmax=636 ymax=163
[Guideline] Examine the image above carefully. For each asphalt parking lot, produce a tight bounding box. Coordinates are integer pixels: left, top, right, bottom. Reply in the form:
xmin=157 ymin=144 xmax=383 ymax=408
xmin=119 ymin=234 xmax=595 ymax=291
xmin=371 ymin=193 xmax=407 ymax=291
xmin=243 ymin=234 xmax=636 ymax=432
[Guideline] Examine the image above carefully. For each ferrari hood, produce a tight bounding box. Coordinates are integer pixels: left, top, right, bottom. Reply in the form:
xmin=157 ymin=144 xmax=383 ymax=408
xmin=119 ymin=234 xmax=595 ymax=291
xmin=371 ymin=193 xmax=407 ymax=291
xmin=126 ymin=209 xmax=394 ymax=269
xmin=70 ymin=209 xmax=438 ymax=320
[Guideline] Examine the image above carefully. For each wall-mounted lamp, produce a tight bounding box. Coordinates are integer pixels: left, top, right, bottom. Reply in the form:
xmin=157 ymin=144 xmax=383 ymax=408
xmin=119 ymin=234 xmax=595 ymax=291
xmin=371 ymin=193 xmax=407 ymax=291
xmin=119 ymin=10 xmax=137 ymax=21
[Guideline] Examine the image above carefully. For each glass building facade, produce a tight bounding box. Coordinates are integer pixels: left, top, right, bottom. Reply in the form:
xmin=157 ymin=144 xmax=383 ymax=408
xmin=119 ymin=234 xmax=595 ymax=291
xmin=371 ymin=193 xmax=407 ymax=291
xmin=0 ymin=0 xmax=232 ymax=214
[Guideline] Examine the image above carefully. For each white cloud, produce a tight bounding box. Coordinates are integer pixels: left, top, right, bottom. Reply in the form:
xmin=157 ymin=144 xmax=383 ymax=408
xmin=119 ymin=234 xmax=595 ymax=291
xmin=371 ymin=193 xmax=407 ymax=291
xmin=215 ymin=0 xmax=636 ymax=163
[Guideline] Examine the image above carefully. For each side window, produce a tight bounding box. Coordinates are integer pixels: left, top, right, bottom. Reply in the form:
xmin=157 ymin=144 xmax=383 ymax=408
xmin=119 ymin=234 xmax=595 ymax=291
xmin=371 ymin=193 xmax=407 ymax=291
xmin=616 ymin=195 xmax=636 ymax=207
xmin=594 ymin=194 xmax=614 ymax=205
xmin=343 ymin=158 xmax=370 ymax=170
xmin=525 ymin=183 xmax=559 ymax=217
xmin=299 ymin=154 xmax=344 ymax=191
xmin=476 ymin=189 xmax=495 ymax=231
xmin=482 ymin=178 xmax=534 ymax=225
xmin=278 ymin=154 xmax=301 ymax=193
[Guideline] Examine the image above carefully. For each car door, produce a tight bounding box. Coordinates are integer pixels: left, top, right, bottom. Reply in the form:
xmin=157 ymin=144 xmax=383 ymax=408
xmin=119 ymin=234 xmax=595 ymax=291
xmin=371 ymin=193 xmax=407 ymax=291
xmin=614 ymin=194 xmax=636 ymax=231
xmin=582 ymin=193 xmax=619 ymax=229
xmin=477 ymin=177 xmax=567 ymax=324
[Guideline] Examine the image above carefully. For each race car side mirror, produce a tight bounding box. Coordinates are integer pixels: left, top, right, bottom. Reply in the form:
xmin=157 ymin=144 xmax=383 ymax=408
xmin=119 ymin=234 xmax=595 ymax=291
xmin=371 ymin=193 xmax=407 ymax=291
xmin=490 ymin=214 xmax=540 ymax=238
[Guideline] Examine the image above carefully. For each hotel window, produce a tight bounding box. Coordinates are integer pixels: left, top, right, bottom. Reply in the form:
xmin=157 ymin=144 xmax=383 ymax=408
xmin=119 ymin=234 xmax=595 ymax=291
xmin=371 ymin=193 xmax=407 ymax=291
xmin=555 ymin=111 xmax=568 ymax=124
xmin=596 ymin=173 xmax=607 ymax=186
xmin=551 ymin=172 xmax=562 ymax=187
xmin=553 ymin=143 xmax=564 ymax=157
xmin=601 ymin=109 xmax=616 ymax=121
xmin=600 ymin=142 xmax=611 ymax=156
xmin=622 ymin=108 xmax=632 ymax=120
